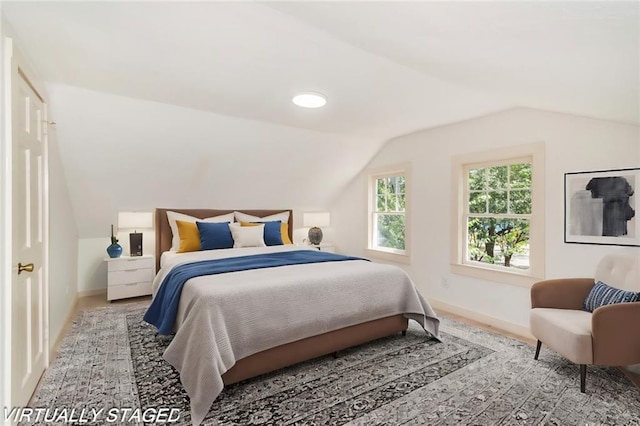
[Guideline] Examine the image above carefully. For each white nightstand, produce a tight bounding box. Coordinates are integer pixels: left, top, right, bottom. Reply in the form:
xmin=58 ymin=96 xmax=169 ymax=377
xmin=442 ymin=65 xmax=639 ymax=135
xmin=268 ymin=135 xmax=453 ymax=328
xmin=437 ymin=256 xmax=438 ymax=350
xmin=309 ymin=243 xmax=336 ymax=253
xmin=105 ymin=255 xmax=154 ymax=301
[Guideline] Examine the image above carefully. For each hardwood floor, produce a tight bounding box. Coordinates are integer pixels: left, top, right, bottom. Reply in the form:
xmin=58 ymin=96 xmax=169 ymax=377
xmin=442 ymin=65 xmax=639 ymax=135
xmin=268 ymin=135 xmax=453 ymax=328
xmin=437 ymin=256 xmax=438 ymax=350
xmin=434 ymin=309 xmax=537 ymax=345
xmin=76 ymin=293 xmax=151 ymax=312
xmin=55 ymin=296 xmax=640 ymax=390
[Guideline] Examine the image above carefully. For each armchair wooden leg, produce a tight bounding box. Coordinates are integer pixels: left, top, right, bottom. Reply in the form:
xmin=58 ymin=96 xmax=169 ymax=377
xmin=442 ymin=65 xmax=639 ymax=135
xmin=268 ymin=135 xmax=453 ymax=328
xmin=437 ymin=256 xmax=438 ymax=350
xmin=534 ymin=340 xmax=542 ymax=360
xmin=402 ymin=330 xmax=407 ymax=337
xmin=580 ymin=365 xmax=586 ymax=393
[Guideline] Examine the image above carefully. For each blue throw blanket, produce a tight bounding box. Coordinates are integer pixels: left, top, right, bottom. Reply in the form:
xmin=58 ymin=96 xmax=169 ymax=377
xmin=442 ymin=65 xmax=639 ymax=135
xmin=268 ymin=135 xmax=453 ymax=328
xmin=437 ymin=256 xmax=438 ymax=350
xmin=144 ymin=250 xmax=366 ymax=334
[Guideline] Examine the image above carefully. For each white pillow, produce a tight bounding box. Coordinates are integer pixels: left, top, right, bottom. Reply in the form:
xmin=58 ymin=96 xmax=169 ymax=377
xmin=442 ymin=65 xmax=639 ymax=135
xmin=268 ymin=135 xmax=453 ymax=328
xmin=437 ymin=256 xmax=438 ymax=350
xmin=229 ymin=223 xmax=266 ymax=248
xmin=234 ymin=211 xmax=290 ymax=223
xmin=166 ymin=211 xmax=235 ymax=251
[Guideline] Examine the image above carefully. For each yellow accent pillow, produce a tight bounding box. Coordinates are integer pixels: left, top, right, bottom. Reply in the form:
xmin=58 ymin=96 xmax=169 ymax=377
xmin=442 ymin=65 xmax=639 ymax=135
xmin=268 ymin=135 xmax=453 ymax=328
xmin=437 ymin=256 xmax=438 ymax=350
xmin=176 ymin=220 xmax=201 ymax=253
xmin=281 ymin=223 xmax=293 ymax=245
xmin=240 ymin=221 xmax=292 ymax=245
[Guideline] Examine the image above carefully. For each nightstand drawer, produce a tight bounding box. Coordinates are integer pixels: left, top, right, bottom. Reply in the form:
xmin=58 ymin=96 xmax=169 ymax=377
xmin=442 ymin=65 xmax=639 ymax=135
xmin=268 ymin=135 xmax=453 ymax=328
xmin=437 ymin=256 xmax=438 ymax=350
xmin=108 ymin=268 xmax=153 ymax=286
xmin=108 ymin=257 xmax=153 ymax=272
xmin=107 ymin=281 xmax=151 ymax=301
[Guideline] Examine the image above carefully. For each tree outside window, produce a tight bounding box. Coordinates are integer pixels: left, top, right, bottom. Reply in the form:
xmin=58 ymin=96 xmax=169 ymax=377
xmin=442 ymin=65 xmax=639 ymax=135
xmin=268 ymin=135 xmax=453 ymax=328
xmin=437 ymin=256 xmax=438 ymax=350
xmin=372 ymin=175 xmax=406 ymax=252
xmin=466 ymin=162 xmax=532 ymax=269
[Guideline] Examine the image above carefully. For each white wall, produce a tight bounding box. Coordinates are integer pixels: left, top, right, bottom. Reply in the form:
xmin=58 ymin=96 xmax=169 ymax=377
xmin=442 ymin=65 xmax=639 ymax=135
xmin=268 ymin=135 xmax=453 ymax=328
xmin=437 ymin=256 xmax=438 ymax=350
xmin=46 ymin=84 xmax=382 ymax=292
xmin=47 ymin=125 xmax=78 ymax=344
xmin=332 ymin=107 xmax=639 ymax=330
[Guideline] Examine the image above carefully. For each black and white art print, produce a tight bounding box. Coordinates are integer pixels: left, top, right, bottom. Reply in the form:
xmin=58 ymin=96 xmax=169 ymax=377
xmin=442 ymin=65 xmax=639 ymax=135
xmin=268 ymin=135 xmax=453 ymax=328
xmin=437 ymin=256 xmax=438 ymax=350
xmin=565 ymin=168 xmax=639 ymax=247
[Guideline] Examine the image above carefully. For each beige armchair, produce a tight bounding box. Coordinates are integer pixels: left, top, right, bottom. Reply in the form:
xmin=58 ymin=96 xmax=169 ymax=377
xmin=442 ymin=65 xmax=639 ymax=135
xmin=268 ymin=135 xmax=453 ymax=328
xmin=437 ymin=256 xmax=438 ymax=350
xmin=530 ymin=254 xmax=640 ymax=392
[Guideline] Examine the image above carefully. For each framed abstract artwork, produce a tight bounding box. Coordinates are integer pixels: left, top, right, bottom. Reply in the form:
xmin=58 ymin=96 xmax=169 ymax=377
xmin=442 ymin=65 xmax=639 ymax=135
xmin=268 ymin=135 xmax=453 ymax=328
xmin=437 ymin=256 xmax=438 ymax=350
xmin=565 ymin=167 xmax=639 ymax=247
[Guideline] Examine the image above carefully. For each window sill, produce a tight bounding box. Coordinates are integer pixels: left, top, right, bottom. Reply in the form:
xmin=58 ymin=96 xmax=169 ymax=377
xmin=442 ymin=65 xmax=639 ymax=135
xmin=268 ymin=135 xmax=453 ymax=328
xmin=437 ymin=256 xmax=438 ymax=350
xmin=364 ymin=248 xmax=411 ymax=264
xmin=450 ymin=263 xmax=542 ymax=288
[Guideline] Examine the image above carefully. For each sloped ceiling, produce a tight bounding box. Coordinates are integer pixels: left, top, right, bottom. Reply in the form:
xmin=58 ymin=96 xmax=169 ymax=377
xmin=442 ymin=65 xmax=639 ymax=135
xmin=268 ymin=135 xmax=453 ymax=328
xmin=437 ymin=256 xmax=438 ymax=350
xmin=2 ymin=1 xmax=638 ymax=238
xmin=269 ymin=1 xmax=640 ymax=125
xmin=46 ymin=84 xmax=376 ymax=237
xmin=6 ymin=1 xmax=638 ymax=139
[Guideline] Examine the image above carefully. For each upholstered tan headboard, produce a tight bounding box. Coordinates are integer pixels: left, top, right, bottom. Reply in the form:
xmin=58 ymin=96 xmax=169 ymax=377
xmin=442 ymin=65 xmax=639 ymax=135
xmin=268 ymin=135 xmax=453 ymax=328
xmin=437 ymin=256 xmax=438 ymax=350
xmin=155 ymin=208 xmax=294 ymax=271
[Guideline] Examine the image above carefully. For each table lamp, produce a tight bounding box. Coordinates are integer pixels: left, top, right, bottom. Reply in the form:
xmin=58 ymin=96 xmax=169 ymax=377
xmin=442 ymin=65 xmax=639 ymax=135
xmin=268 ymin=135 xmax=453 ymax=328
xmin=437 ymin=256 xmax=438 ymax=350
xmin=118 ymin=212 xmax=153 ymax=256
xmin=303 ymin=212 xmax=331 ymax=245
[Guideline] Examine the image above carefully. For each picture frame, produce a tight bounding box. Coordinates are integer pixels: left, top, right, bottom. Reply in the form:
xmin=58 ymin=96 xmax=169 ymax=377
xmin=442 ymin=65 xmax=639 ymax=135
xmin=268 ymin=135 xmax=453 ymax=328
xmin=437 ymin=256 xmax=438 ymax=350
xmin=564 ymin=167 xmax=639 ymax=247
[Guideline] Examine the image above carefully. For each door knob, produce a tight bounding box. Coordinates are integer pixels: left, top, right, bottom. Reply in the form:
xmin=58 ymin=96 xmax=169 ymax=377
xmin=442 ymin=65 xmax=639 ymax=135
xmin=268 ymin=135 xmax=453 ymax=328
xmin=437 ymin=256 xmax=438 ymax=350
xmin=18 ymin=262 xmax=34 ymax=275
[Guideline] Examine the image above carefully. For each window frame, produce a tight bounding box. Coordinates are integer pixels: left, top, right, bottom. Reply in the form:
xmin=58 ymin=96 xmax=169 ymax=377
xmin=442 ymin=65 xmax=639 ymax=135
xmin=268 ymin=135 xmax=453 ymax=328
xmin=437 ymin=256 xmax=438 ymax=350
xmin=366 ymin=164 xmax=411 ymax=264
xmin=451 ymin=143 xmax=545 ymax=287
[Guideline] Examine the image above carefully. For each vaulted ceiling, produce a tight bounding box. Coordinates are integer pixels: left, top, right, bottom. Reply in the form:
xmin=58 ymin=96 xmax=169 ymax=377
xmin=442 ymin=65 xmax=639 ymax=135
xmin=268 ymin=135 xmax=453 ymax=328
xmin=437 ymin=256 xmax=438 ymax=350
xmin=2 ymin=1 xmax=638 ymax=239
xmin=4 ymin=1 xmax=638 ymax=141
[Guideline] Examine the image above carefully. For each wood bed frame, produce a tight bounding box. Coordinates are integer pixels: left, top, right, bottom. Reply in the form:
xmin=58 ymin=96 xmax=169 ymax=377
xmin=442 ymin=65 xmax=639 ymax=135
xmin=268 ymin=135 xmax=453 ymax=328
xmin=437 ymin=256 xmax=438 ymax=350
xmin=155 ymin=208 xmax=408 ymax=385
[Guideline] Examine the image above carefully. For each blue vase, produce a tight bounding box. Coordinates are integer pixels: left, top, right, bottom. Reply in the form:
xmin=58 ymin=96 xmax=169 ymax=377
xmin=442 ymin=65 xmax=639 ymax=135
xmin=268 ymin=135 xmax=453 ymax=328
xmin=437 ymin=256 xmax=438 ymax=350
xmin=107 ymin=243 xmax=123 ymax=258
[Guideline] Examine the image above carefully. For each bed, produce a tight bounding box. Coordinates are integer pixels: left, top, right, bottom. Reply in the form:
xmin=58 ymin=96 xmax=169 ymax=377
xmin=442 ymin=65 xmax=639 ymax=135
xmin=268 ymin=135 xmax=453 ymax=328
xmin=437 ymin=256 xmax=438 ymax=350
xmin=149 ymin=208 xmax=440 ymax=425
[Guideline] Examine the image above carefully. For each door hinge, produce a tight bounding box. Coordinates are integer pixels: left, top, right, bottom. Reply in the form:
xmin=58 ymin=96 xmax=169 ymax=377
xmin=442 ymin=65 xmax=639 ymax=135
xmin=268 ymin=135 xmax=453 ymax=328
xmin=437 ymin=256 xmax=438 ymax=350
xmin=42 ymin=120 xmax=55 ymax=136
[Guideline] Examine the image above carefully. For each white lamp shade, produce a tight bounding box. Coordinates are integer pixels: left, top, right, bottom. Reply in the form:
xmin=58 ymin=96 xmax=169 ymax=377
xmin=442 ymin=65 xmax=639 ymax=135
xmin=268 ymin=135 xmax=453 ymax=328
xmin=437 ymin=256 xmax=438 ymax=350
xmin=118 ymin=212 xmax=153 ymax=230
xmin=303 ymin=212 xmax=331 ymax=228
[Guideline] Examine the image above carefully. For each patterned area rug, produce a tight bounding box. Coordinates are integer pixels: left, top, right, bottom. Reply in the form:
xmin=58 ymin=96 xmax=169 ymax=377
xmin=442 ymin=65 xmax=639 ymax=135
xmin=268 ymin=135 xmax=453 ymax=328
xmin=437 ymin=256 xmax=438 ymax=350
xmin=29 ymin=303 xmax=640 ymax=425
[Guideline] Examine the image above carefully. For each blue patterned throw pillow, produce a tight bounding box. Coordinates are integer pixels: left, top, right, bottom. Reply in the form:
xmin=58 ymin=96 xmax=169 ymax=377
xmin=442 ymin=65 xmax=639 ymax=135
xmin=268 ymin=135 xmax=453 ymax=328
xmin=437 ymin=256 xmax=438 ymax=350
xmin=583 ymin=281 xmax=640 ymax=312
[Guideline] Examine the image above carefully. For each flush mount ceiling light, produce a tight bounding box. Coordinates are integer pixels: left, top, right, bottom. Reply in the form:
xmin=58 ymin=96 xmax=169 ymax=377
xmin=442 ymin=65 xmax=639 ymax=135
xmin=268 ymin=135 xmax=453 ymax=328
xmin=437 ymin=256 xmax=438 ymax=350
xmin=292 ymin=92 xmax=327 ymax=108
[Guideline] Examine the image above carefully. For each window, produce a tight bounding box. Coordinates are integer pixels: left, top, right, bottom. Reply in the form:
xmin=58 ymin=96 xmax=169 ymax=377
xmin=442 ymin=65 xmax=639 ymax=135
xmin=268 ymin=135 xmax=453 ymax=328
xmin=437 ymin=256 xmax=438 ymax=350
xmin=452 ymin=143 xmax=544 ymax=286
xmin=367 ymin=165 xmax=410 ymax=262
xmin=466 ymin=160 xmax=531 ymax=270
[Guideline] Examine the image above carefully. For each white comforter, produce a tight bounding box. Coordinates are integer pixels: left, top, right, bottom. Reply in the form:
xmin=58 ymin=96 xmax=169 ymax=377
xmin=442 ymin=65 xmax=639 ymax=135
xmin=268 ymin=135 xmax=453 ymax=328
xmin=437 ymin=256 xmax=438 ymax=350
xmin=152 ymin=245 xmax=440 ymax=425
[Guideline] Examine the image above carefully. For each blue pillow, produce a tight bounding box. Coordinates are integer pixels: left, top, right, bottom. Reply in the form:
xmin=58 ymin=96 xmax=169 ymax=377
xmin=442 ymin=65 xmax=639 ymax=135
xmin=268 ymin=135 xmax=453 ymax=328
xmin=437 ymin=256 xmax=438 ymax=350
xmin=261 ymin=221 xmax=283 ymax=246
xmin=583 ymin=281 xmax=640 ymax=312
xmin=196 ymin=222 xmax=233 ymax=250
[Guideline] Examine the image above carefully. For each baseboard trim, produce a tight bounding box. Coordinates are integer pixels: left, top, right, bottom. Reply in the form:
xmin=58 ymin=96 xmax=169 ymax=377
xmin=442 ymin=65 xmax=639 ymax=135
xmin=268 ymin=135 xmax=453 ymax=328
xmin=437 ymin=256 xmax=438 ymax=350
xmin=49 ymin=295 xmax=78 ymax=360
xmin=78 ymin=288 xmax=107 ymax=298
xmin=430 ymin=297 xmax=535 ymax=341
